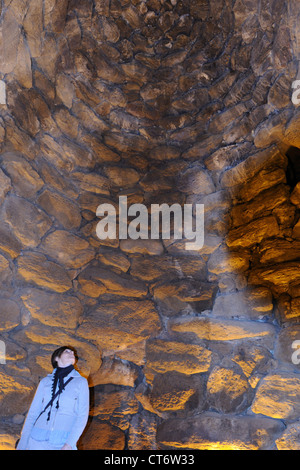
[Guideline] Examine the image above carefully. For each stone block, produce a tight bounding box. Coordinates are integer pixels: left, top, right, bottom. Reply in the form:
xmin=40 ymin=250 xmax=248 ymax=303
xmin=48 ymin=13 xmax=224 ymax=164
xmin=284 ymin=110 xmax=300 ymax=148
xmin=208 ymin=103 xmax=248 ymax=134
xmin=0 ymin=371 xmax=35 ymax=416
xmin=89 ymin=357 xmax=139 ymax=388
xmin=1 ymin=152 xmax=43 ymax=199
xmin=71 ymin=171 xmax=110 ymax=196
xmin=0 ymin=0 xmax=299 ymax=452
xmin=120 ymin=239 xmax=164 ymax=256
xmin=254 ymin=110 xmax=288 ymax=148
xmin=60 ymin=137 xmax=95 ymax=171
xmin=20 ymin=288 xmax=83 ymax=329
xmin=116 ymin=340 xmax=147 ymax=366
xmin=0 ymin=169 xmax=11 ymax=204
xmin=44 ymin=0 xmax=69 ymax=33
xmin=53 ymin=108 xmax=79 ymax=139
xmin=220 ymin=146 xmax=287 ymax=189
xmin=0 ymin=253 xmax=12 ymax=285
xmin=0 ymin=81 xmax=6 ymax=105
xmin=91 ymin=388 xmax=139 ymax=423
xmin=103 ymin=166 xmax=140 ymax=188
xmin=37 ymin=189 xmax=82 ymax=230
xmin=153 ymin=280 xmax=218 ymax=316
xmin=13 ymin=323 xmax=101 ymax=376
xmin=0 ymin=9 xmax=21 ymax=76
xmin=33 ymin=70 xmax=55 ymax=102
xmin=276 ymin=422 xmax=300 ymax=450
xmin=207 ymin=363 xmax=252 ymax=413
xmin=204 ymin=143 xmax=251 ymax=173
xmin=208 ymin=245 xmax=250 ymax=274
xmin=274 ymin=324 xmax=300 ymax=367
xmin=110 ymin=109 xmax=148 ymax=132
xmin=77 ymin=265 xmax=148 ymax=298
xmin=226 ymin=215 xmax=279 ymax=249
xmin=157 ymin=413 xmax=285 ymax=450
xmin=163 ymin=233 xmax=222 ymax=256
xmin=3 ymin=339 xmax=27 ymax=364
xmin=55 ymin=74 xmax=75 ymax=109
xmin=36 ymin=157 xmax=78 ymax=198
xmin=149 ymin=145 xmax=181 ymax=161
xmin=0 ymin=299 xmax=20 ymax=331
xmin=98 ymin=249 xmax=130 ymax=273
xmin=81 ymin=134 xmax=120 ymax=163
xmin=230 ymin=184 xmax=290 ymax=228
xmin=78 ymin=420 xmax=125 ymax=450
xmin=8 ymin=86 xmax=49 ymax=137
xmin=22 ymin=0 xmax=43 ymax=58
xmin=128 ymin=411 xmax=159 ymax=450
xmin=150 ymin=372 xmax=205 ymax=413
xmin=40 ymin=134 xmax=94 ymax=173
xmin=293 ymin=219 xmax=300 ymax=239
xmin=232 ymin=168 xmax=287 ymax=204
xmin=0 ymin=422 xmax=20 ymax=450
xmin=39 ymin=230 xmax=95 ymax=269
xmin=0 ymin=119 xmax=5 ymax=144
xmin=251 ymin=372 xmax=300 ymax=419
xmin=14 ymin=34 xmax=33 ymax=88
xmin=258 ymin=239 xmax=300 ymax=265
xmin=232 ymin=343 xmax=273 ymax=379
xmin=178 ymin=132 xmax=222 ymax=157
xmin=177 ymin=165 xmax=215 ymax=195
xmin=34 ymin=35 xmax=58 ymax=80
xmin=77 ymin=300 xmax=161 ymax=353
xmin=268 ymin=74 xmax=291 ymax=108
xmin=2 ymin=195 xmax=52 ymax=248
xmin=71 ymin=101 xmax=107 ymax=134
xmin=170 ymin=316 xmax=276 ymax=349
xmin=211 ymin=287 xmax=273 ymax=320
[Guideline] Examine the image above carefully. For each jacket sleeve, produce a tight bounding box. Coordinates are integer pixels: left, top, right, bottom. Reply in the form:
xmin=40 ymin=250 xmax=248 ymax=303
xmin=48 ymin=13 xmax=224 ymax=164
xmin=16 ymin=379 xmax=46 ymax=450
xmin=65 ymin=378 xmax=89 ymax=449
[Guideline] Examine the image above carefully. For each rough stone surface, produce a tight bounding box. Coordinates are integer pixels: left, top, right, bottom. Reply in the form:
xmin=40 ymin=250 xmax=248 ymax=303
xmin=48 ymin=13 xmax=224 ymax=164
xmin=2 ymin=195 xmax=52 ymax=248
xmin=0 ymin=371 xmax=35 ymax=417
xmin=78 ymin=420 xmax=125 ymax=450
xmin=145 ymin=339 xmax=212 ymax=381
xmin=17 ymin=253 xmax=73 ymax=293
xmin=20 ymin=289 xmax=83 ymax=329
xmin=0 ymin=0 xmax=299 ymax=451
xmin=77 ymin=300 xmax=161 ymax=353
xmin=170 ymin=316 xmax=276 ymax=347
xmin=150 ymin=372 xmax=205 ymax=414
xmin=276 ymin=422 xmax=300 ymax=450
xmin=157 ymin=414 xmax=285 ymax=450
xmin=251 ymin=372 xmax=300 ymax=420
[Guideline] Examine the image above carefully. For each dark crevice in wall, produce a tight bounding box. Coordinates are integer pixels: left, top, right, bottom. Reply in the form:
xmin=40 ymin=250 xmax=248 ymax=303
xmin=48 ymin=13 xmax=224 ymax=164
xmin=286 ymin=146 xmax=300 ymax=190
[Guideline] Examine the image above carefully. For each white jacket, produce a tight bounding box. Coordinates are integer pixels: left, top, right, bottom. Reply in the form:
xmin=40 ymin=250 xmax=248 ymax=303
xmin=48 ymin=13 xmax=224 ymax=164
xmin=17 ymin=368 xmax=89 ymax=450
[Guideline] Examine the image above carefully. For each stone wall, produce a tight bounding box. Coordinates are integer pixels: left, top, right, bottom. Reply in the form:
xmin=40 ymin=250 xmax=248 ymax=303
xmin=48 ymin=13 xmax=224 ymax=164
xmin=0 ymin=0 xmax=300 ymax=450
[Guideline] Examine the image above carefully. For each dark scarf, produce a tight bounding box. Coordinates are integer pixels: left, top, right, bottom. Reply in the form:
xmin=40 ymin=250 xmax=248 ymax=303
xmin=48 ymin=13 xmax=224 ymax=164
xmin=47 ymin=364 xmax=74 ymax=421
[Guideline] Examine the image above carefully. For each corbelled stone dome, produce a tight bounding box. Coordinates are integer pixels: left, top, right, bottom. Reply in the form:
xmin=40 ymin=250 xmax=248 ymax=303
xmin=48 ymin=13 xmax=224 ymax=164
xmin=0 ymin=0 xmax=300 ymax=450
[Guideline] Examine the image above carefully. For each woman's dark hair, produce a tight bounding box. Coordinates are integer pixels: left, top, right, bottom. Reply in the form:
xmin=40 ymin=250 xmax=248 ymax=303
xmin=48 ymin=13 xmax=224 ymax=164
xmin=51 ymin=346 xmax=77 ymax=369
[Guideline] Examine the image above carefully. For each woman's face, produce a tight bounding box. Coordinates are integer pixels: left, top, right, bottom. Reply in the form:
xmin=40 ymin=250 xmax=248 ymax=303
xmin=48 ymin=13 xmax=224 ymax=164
xmin=56 ymin=348 xmax=76 ymax=368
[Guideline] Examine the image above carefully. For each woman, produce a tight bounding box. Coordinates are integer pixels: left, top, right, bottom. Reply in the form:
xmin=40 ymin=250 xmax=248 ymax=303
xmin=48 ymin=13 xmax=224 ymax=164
xmin=17 ymin=346 xmax=89 ymax=450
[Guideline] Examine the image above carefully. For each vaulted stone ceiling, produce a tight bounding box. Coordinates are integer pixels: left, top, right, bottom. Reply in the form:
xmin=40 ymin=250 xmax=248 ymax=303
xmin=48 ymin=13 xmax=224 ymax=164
xmin=0 ymin=0 xmax=300 ymax=450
